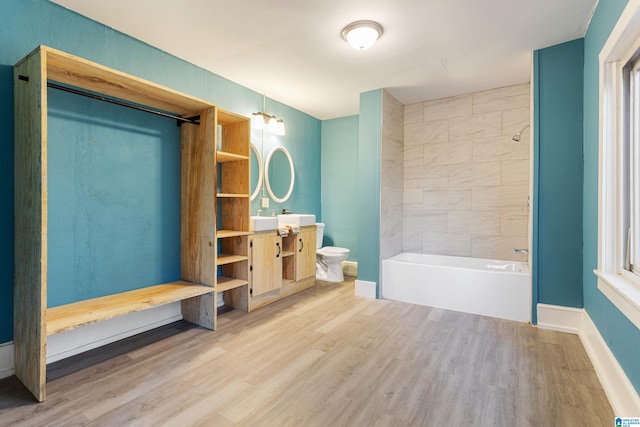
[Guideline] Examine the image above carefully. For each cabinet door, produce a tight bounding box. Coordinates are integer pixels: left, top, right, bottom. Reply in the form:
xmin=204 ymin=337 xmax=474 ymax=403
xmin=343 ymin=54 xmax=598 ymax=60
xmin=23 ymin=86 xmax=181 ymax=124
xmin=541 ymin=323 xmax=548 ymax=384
xmin=251 ymin=233 xmax=283 ymax=296
xmin=295 ymin=227 xmax=316 ymax=281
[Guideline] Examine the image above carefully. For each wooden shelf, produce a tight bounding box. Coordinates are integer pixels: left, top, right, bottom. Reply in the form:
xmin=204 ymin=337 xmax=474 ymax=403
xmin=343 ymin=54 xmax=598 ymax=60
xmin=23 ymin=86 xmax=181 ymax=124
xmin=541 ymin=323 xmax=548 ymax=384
xmin=217 ymin=230 xmax=251 ymax=239
xmin=217 ymin=193 xmax=250 ymax=198
xmin=216 ymin=276 xmax=248 ymax=292
xmin=217 ymin=151 xmax=249 ymax=163
xmin=46 ymin=281 xmax=213 ymax=336
xmin=45 ymin=47 xmax=214 ymax=117
xmin=14 ymin=46 xmax=236 ymax=402
xmin=217 ymin=254 xmax=248 ymax=266
xmin=282 ymin=251 xmax=294 ymax=258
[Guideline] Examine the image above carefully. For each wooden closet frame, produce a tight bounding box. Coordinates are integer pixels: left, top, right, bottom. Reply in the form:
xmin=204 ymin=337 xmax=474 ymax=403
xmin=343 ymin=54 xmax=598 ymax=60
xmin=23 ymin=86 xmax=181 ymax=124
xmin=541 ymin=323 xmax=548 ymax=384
xmin=14 ymin=46 xmax=250 ymax=401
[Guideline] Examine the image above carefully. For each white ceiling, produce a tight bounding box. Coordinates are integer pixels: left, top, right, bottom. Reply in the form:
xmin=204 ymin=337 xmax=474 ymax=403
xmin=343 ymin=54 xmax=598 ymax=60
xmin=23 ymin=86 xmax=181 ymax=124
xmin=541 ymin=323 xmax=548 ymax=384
xmin=51 ymin=0 xmax=597 ymax=120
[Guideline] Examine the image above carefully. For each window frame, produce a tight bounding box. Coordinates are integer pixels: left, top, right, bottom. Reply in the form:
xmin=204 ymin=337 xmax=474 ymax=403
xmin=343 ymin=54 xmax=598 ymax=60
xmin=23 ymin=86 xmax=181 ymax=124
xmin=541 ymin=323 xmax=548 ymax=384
xmin=596 ymin=0 xmax=640 ymax=330
xmin=630 ymin=58 xmax=640 ymax=276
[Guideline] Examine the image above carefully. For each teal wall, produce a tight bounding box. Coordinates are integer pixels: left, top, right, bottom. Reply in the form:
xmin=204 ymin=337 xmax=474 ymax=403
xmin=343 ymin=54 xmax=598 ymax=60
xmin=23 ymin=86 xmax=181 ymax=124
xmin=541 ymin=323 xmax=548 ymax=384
xmin=357 ymin=90 xmax=382 ymax=289
xmin=46 ymin=89 xmax=181 ymax=307
xmin=583 ymin=0 xmax=640 ymax=394
xmin=0 ymin=0 xmax=321 ymax=343
xmin=321 ymin=116 xmax=359 ymax=260
xmin=534 ymin=1 xmax=640 ymax=394
xmin=533 ymin=39 xmax=585 ymax=319
xmin=251 ymin=98 xmax=321 ymax=218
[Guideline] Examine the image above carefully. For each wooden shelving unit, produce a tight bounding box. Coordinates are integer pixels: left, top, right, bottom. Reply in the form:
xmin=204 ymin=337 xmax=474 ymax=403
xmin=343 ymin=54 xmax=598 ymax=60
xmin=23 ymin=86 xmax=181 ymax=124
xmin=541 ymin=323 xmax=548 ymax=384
xmin=217 ymin=230 xmax=251 ymax=239
xmin=217 ymin=254 xmax=250 ymax=265
xmin=215 ymin=113 xmax=251 ymax=313
xmin=13 ymin=46 xmax=250 ymax=402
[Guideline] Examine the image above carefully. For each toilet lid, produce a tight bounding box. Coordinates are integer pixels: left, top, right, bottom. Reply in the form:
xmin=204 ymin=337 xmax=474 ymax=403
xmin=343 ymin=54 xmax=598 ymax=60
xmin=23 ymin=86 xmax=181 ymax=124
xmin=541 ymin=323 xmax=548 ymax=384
xmin=319 ymin=246 xmax=349 ymax=255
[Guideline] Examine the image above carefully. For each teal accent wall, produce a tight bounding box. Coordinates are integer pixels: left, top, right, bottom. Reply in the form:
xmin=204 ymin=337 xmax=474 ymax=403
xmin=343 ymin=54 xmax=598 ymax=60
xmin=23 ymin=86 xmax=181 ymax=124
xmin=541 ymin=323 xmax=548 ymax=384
xmin=0 ymin=0 xmax=321 ymax=343
xmin=47 ymin=89 xmax=181 ymax=307
xmin=0 ymin=63 xmax=13 ymax=343
xmin=321 ymin=115 xmax=359 ymax=260
xmin=358 ymin=90 xmax=382 ymax=289
xmin=583 ymin=0 xmax=640 ymax=394
xmin=533 ymin=39 xmax=584 ymax=315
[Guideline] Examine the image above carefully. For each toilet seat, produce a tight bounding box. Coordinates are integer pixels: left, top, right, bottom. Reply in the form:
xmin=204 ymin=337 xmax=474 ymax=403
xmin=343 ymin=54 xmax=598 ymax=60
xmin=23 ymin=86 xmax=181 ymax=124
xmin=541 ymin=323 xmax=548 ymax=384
xmin=317 ymin=246 xmax=349 ymax=256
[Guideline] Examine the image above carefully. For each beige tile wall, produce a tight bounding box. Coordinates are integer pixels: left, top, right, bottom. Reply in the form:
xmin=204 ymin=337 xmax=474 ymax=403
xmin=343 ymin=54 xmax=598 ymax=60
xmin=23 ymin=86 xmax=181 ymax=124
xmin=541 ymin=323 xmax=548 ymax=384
xmin=402 ymin=84 xmax=530 ymax=261
xmin=381 ymin=90 xmax=404 ymax=260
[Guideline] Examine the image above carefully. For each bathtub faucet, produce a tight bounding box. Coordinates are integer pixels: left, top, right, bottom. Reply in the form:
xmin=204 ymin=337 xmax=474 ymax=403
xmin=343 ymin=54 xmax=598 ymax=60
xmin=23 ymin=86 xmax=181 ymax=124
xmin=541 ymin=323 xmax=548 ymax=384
xmin=513 ymin=248 xmax=528 ymax=255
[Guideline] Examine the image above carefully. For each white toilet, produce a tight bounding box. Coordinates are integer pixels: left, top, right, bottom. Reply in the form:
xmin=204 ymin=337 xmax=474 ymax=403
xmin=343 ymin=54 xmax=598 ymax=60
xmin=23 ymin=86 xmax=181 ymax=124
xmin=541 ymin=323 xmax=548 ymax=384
xmin=316 ymin=223 xmax=350 ymax=282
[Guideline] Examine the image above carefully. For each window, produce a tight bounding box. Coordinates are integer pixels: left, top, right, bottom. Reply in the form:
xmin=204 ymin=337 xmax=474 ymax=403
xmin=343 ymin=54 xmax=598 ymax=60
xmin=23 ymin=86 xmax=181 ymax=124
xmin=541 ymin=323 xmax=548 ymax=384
xmin=629 ymin=58 xmax=640 ymax=276
xmin=596 ymin=0 xmax=640 ymax=329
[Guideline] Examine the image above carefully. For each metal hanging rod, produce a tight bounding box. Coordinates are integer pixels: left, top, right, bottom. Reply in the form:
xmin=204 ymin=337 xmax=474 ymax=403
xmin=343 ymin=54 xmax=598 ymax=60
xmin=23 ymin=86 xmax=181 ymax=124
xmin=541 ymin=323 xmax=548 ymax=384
xmin=44 ymin=81 xmax=200 ymax=125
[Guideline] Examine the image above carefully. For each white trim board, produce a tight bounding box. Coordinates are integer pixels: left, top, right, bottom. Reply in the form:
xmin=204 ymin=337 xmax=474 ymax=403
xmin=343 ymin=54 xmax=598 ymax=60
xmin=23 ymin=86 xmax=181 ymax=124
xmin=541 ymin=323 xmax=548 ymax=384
xmin=0 ymin=304 xmax=182 ymax=378
xmin=355 ymin=279 xmax=376 ymax=298
xmin=47 ymin=303 xmax=182 ymax=363
xmin=581 ymin=313 xmax=640 ymax=416
xmin=0 ymin=341 xmax=14 ymax=379
xmin=342 ymin=261 xmax=358 ymax=277
xmin=536 ymin=303 xmax=583 ymax=334
xmin=537 ymin=303 xmax=640 ymax=415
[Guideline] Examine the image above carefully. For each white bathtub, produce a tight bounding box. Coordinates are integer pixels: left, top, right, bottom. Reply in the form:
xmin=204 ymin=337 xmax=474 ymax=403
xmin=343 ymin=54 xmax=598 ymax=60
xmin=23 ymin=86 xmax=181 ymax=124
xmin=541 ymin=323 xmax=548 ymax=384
xmin=382 ymin=253 xmax=531 ymax=322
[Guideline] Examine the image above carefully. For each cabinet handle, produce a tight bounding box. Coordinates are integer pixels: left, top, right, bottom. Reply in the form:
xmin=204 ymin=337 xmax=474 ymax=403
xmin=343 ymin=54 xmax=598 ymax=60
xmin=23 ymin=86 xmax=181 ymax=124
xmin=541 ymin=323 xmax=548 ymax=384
xmin=299 ymin=238 xmax=303 ymax=252
xmin=276 ymin=242 xmax=281 ymax=258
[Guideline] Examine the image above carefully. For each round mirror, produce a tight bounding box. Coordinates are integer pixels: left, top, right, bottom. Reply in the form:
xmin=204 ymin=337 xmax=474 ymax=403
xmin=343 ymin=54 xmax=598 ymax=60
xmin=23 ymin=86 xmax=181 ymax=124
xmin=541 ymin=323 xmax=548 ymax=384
xmin=264 ymin=146 xmax=295 ymax=204
xmin=250 ymin=143 xmax=263 ymax=201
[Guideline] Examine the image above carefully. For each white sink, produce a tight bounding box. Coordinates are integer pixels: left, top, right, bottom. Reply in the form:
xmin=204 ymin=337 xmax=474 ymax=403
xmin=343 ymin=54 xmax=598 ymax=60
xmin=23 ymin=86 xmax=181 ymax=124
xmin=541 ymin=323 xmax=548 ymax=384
xmin=251 ymin=216 xmax=278 ymax=232
xmin=277 ymin=214 xmax=316 ymax=227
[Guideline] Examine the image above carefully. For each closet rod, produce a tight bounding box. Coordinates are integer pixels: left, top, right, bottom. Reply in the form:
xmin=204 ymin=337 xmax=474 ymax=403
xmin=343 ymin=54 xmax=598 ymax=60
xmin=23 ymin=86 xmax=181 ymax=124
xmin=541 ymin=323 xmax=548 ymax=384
xmin=47 ymin=82 xmax=200 ymax=125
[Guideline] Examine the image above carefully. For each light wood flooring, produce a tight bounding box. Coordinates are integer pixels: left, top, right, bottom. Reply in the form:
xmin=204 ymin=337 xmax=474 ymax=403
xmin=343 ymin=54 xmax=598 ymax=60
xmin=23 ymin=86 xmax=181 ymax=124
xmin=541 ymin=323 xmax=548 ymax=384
xmin=0 ymin=277 xmax=613 ymax=426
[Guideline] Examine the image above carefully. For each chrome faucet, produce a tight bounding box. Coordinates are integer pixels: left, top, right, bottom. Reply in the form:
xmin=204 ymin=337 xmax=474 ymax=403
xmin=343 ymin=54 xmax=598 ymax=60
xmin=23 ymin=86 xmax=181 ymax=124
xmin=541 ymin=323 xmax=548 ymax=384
xmin=513 ymin=248 xmax=528 ymax=255
xmin=282 ymin=208 xmax=291 ymax=215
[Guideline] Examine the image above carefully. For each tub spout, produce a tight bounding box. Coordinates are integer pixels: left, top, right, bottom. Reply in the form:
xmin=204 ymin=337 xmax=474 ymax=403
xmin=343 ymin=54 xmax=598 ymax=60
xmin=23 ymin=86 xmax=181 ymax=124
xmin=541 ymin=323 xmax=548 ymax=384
xmin=513 ymin=248 xmax=528 ymax=255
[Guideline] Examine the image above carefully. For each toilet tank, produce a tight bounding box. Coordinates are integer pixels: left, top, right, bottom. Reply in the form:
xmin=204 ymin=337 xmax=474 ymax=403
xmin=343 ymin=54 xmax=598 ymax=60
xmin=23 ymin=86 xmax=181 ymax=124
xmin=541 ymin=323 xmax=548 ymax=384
xmin=315 ymin=223 xmax=324 ymax=249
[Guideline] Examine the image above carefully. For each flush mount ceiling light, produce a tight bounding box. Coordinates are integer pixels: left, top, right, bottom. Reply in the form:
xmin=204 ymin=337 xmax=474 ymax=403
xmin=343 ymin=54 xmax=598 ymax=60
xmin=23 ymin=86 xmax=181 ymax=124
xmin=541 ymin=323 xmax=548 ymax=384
xmin=341 ymin=20 xmax=383 ymax=50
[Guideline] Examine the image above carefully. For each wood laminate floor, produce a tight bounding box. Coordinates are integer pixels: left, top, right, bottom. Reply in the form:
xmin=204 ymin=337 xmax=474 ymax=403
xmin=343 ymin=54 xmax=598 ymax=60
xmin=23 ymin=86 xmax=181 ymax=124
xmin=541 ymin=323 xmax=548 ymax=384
xmin=0 ymin=278 xmax=613 ymax=426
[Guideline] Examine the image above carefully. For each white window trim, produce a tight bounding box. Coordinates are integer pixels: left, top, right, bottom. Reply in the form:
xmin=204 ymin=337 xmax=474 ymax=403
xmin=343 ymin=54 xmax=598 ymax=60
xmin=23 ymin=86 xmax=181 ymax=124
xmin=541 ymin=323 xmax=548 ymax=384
xmin=596 ymin=0 xmax=640 ymax=330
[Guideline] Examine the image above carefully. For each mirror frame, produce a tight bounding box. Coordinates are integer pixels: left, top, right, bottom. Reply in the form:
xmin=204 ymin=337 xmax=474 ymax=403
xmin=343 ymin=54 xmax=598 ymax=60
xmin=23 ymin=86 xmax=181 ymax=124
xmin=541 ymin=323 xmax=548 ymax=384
xmin=250 ymin=142 xmax=263 ymax=202
xmin=264 ymin=146 xmax=295 ymax=204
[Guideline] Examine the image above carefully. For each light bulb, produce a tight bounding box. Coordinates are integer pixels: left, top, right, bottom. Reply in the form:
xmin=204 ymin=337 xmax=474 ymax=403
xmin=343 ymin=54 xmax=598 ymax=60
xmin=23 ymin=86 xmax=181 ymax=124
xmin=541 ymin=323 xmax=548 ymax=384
xmin=251 ymin=112 xmax=265 ymax=129
xmin=346 ymin=27 xmax=379 ymax=50
xmin=273 ymin=119 xmax=285 ymax=136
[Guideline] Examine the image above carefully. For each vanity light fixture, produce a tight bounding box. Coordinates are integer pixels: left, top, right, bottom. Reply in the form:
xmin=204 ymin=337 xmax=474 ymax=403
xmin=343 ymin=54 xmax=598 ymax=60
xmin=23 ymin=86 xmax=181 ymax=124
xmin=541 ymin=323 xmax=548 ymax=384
xmin=251 ymin=111 xmax=286 ymax=136
xmin=341 ymin=20 xmax=383 ymax=50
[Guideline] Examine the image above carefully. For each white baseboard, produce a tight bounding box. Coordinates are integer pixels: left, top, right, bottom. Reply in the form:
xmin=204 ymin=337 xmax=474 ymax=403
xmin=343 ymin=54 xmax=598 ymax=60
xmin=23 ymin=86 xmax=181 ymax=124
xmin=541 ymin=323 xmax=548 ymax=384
xmin=0 ymin=341 xmax=14 ymax=379
xmin=536 ymin=303 xmax=640 ymax=415
xmin=536 ymin=303 xmax=583 ymax=334
xmin=46 ymin=303 xmax=182 ymax=363
xmin=355 ymin=280 xmax=376 ymax=298
xmin=342 ymin=261 xmax=358 ymax=277
xmin=580 ymin=312 xmax=640 ymax=416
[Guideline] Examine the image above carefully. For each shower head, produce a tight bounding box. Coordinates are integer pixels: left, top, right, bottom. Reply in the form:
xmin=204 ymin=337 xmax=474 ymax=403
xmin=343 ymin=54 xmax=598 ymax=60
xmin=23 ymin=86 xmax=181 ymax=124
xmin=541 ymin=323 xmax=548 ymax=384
xmin=511 ymin=124 xmax=530 ymax=143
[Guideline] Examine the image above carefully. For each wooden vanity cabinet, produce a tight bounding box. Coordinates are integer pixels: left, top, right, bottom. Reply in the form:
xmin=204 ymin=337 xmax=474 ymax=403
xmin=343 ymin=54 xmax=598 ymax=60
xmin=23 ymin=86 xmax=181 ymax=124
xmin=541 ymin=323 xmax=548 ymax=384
xmin=250 ymin=231 xmax=282 ymax=297
xmin=295 ymin=226 xmax=317 ymax=281
xmin=249 ymin=225 xmax=316 ymax=311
